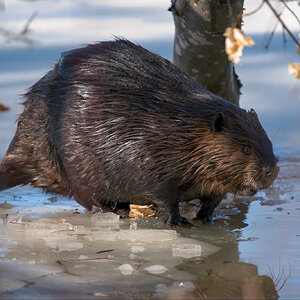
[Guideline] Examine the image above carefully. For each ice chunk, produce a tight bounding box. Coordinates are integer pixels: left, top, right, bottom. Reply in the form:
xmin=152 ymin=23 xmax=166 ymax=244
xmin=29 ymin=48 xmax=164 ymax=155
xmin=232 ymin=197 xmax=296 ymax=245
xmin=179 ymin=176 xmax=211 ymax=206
xmin=119 ymin=229 xmax=177 ymax=243
xmin=40 ymin=228 xmax=82 ymax=252
xmin=25 ymin=219 xmax=76 ymax=242
xmin=45 ymin=229 xmax=77 ymax=239
xmin=86 ymin=229 xmax=177 ymax=243
xmin=129 ymin=221 xmax=137 ymax=230
xmin=86 ymin=230 xmax=119 ymax=242
xmin=172 ymin=241 xmax=201 ymax=258
xmin=73 ymin=225 xmax=92 ymax=235
xmin=91 ymin=212 xmax=120 ymax=225
xmin=176 ymin=237 xmax=220 ymax=257
xmin=144 ymin=265 xmax=168 ymax=274
xmin=130 ymin=245 xmax=145 ymax=253
xmin=25 ymin=218 xmax=73 ymax=232
xmin=5 ymin=213 xmax=22 ymax=224
xmin=118 ymin=264 xmax=134 ymax=275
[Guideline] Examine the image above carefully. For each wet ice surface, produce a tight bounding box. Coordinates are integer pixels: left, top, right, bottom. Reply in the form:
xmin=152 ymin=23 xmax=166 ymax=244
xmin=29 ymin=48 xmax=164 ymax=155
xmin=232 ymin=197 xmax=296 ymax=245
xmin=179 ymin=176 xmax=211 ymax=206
xmin=0 ymin=192 xmax=221 ymax=299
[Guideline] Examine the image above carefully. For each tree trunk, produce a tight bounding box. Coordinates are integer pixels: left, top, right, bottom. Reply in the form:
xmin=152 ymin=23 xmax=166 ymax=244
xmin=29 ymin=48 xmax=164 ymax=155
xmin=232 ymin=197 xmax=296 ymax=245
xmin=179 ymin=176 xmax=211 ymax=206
xmin=170 ymin=0 xmax=244 ymax=105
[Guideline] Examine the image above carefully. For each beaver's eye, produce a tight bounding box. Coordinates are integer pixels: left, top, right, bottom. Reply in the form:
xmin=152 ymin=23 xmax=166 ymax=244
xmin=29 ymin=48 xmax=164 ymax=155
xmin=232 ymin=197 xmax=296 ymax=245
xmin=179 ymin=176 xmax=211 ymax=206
xmin=242 ymin=146 xmax=251 ymax=154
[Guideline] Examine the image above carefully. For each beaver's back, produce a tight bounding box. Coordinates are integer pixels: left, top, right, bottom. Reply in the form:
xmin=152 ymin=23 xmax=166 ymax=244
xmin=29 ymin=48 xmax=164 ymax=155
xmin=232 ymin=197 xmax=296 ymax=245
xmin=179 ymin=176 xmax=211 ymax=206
xmin=49 ymin=40 xmax=240 ymax=208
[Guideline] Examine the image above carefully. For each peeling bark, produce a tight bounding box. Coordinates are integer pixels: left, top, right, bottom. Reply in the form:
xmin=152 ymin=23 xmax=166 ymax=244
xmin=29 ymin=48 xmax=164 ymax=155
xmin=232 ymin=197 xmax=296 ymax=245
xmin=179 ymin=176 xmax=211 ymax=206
xmin=170 ymin=0 xmax=244 ymax=105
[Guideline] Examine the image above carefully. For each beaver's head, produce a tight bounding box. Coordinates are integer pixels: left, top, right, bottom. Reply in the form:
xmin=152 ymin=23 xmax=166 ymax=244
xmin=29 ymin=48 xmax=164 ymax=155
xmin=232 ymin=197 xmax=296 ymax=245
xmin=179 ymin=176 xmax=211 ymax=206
xmin=185 ymin=107 xmax=279 ymax=196
xmin=207 ymin=108 xmax=279 ymax=196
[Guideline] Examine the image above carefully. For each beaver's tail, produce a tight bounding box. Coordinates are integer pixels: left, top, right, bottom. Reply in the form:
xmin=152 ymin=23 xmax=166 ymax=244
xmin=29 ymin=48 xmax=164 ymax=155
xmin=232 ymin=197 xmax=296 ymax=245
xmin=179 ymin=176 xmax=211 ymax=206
xmin=0 ymin=164 xmax=28 ymax=191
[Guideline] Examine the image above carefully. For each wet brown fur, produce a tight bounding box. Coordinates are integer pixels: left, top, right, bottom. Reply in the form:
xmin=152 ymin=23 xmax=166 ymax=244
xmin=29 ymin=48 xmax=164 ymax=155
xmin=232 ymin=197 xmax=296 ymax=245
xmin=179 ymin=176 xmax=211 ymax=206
xmin=0 ymin=39 xmax=279 ymax=226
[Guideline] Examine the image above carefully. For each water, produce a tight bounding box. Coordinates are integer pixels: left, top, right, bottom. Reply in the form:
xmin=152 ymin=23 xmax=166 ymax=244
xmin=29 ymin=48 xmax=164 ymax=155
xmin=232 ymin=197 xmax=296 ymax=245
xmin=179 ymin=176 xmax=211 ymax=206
xmin=0 ymin=0 xmax=299 ymax=299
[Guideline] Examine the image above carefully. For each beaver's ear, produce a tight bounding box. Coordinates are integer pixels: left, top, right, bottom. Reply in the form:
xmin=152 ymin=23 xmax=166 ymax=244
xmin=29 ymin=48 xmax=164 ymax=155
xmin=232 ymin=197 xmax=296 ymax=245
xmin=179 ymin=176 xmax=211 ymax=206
xmin=250 ymin=108 xmax=258 ymax=119
xmin=212 ymin=112 xmax=225 ymax=133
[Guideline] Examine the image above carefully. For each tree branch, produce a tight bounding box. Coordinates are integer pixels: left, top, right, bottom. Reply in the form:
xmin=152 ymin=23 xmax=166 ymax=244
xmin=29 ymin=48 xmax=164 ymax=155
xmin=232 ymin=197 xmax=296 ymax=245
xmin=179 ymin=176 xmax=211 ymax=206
xmin=282 ymin=0 xmax=300 ymax=27
xmin=264 ymin=0 xmax=300 ymax=46
xmin=0 ymin=11 xmax=38 ymax=50
xmin=243 ymin=1 xmax=265 ymax=17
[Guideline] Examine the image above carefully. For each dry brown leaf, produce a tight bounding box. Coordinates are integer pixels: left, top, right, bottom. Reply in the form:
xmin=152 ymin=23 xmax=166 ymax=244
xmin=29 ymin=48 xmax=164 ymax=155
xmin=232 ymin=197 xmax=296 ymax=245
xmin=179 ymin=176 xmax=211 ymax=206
xmin=93 ymin=292 xmax=108 ymax=297
xmin=129 ymin=204 xmax=156 ymax=219
xmin=288 ymin=63 xmax=300 ymax=79
xmin=0 ymin=104 xmax=9 ymax=111
xmin=224 ymin=27 xmax=255 ymax=64
xmin=297 ymin=46 xmax=300 ymax=56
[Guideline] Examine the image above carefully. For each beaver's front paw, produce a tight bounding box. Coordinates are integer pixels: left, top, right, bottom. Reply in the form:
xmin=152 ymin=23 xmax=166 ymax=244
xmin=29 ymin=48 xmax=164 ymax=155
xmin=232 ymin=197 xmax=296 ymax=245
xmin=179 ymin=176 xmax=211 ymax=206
xmin=165 ymin=214 xmax=193 ymax=229
xmin=193 ymin=211 xmax=214 ymax=224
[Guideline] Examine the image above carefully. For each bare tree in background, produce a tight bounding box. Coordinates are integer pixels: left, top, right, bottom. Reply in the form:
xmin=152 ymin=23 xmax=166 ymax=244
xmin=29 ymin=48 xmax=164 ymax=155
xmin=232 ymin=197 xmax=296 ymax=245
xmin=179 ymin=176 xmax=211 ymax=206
xmin=169 ymin=0 xmax=244 ymax=105
xmin=0 ymin=10 xmax=37 ymax=110
xmin=0 ymin=11 xmax=37 ymax=50
xmin=169 ymin=0 xmax=300 ymax=105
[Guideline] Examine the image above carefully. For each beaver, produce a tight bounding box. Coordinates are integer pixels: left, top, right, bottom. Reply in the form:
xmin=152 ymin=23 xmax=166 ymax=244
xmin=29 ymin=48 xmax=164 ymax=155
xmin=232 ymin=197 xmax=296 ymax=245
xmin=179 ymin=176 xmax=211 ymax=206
xmin=0 ymin=39 xmax=279 ymax=227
